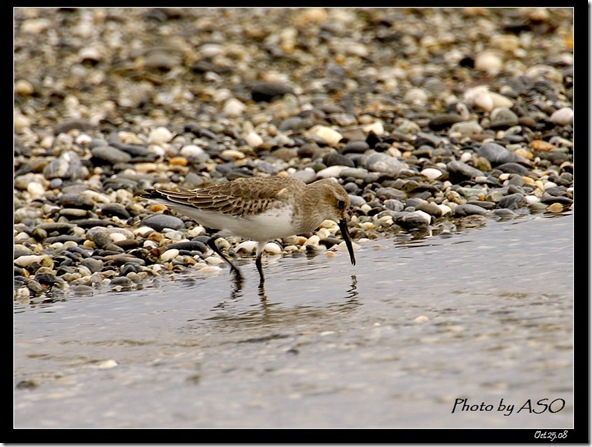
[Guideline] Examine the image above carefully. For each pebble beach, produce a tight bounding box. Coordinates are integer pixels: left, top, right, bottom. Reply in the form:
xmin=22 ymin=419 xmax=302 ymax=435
xmin=14 ymin=7 xmax=574 ymax=302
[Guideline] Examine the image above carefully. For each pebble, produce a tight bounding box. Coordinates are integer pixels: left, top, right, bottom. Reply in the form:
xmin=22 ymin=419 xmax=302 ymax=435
xmin=250 ymin=81 xmax=294 ymax=102
xmin=449 ymin=121 xmax=483 ymax=136
xmin=474 ymin=51 xmax=504 ymax=76
xmin=160 ymin=249 xmax=180 ymax=262
xmin=364 ymin=153 xmax=403 ymax=177
xmin=223 ymin=98 xmax=247 ymax=117
xmin=264 ymin=242 xmax=282 ymax=255
xmin=420 ymin=168 xmax=443 ymax=180
xmin=244 ymin=131 xmax=264 ymax=148
xmin=308 ymin=125 xmax=343 ymax=147
xmin=454 ymin=204 xmax=489 ymax=216
xmin=316 ymin=166 xmax=346 ymax=179
xmin=428 ymin=114 xmax=463 ymax=131
xmin=477 ymin=142 xmax=519 ymax=165
xmin=140 ymin=215 xmax=185 ymax=231
xmin=394 ymin=211 xmax=432 ymax=229
xmin=236 ymin=241 xmax=258 ymax=253
xmin=546 ymin=203 xmax=565 ymax=213
xmin=464 ymin=86 xmax=513 ymax=112
xmin=549 ymin=108 xmax=573 ymax=126
xmin=148 ymin=127 xmax=174 ymax=145
xmin=91 ymin=145 xmax=132 ymax=164
xmin=446 ymin=161 xmax=484 ymax=180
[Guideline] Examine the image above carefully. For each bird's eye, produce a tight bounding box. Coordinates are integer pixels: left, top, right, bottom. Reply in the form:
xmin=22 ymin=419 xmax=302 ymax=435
xmin=337 ymin=199 xmax=346 ymax=209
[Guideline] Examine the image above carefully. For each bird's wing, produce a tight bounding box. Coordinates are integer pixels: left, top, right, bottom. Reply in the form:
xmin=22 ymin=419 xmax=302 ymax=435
xmin=144 ymin=177 xmax=301 ymax=217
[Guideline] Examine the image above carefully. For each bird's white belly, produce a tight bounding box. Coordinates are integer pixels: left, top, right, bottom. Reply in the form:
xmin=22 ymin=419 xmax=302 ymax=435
xmin=166 ymin=203 xmax=297 ymax=241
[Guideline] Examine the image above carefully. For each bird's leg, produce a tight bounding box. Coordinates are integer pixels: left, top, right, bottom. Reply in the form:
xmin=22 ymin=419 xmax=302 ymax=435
xmin=207 ymin=236 xmax=244 ymax=280
xmin=255 ymin=241 xmax=267 ymax=285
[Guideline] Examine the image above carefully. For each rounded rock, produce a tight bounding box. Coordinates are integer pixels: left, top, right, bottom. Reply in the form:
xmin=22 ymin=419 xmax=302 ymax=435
xmin=477 ymin=142 xmax=519 ymax=165
xmin=140 ymin=214 xmax=185 ymax=231
xmin=550 ymin=107 xmax=573 ymax=126
xmin=148 ymin=127 xmax=174 ymax=145
xmin=308 ymin=125 xmax=343 ymax=147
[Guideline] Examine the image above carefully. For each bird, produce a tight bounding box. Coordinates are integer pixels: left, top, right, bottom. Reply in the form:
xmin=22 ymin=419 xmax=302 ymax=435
xmin=141 ymin=176 xmax=356 ymax=284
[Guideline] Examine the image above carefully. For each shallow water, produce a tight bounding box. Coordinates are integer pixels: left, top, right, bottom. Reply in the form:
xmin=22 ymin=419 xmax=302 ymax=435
xmin=14 ymin=213 xmax=574 ymax=429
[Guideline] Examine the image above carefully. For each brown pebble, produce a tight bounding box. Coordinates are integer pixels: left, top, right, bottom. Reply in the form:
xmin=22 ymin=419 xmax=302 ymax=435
xmin=531 ymin=140 xmax=556 ymax=151
xmin=169 ymin=157 xmax=189 ymax=166
xmin=148 ymin=203 xmax=168 ymax=212
xmin=546 ymin=202 xmax=564 ymax=213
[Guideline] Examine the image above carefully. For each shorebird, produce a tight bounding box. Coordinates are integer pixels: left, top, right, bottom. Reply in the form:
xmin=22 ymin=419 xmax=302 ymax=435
xmin=142 ymin=176 xmax=356 ymax=283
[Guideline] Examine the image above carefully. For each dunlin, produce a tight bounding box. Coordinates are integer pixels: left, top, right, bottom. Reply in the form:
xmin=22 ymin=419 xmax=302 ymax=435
xmin=142 ymin=176 xmax=356 ymax=283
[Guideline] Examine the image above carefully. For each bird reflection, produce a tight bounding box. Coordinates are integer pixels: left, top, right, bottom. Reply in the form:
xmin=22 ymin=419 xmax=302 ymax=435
xmin=209 ymin=273 xmax=361 ymax=325
xmin=229 ymin=273 xmax=246 ymax=300
xmin=227 ymin=273 xmax=268 ymax=302
xmin=347 ymin=274 xmax=358 ymax=297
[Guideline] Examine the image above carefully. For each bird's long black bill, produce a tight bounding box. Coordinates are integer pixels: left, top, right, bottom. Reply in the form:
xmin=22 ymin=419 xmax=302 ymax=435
xmin=339 ymin=219 xmax=356 ymax=266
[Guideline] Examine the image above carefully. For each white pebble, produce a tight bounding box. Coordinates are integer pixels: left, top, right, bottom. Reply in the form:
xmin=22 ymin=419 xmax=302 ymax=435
xmin=200 ymin=43 xmax=225 ymax=58
xmin=97 ymin=360 xmax=118 ymax=369
xmin=223 ymin=98 xmax=246 ymax=117
xmin=320 ymin=219 xmax=339 ymax=230
xmin=421 ymin=168 xmax=443 ymax=180
xmin=148 ymin=127 xmax=173 ymax=144
xmin=550 ymin=107 xmax=573 ymax=126
xmin=143 ymin=240 xmax=158 ymax=249
xmin=110 ymin=233 xmax=127 ymax=243
xmin=360 ymin=204 xmax=372 ymax=214
xmin=474 ymin=50 xmax=503 ymax=76
xmin=491 ymin=34 xmax=520 ymax=51
xmin=345 ymin=42 xmax=368 ymax=57
xmin=264 ymin=242 xmax=282 ymax=254
xmin=489 ymin=92 xmax=514 ymax=109
xmin=180 ymin=144 xmax=205 ymax=158
xmin=15 ymin=79 xmax=34 ymax=96
xmin=464 ymin=86 xmax=512 ymax=111
xmin=187 ymin=226 xmax=206 ymax=237
xmin=205 ymin=256 xmax=225 ymax=266
xmin=27 ymin=182 xmax=45 ymax=198
xmin=163 ymin=230 xmax=185 ymax=241
xmin=414 ymin=315 xmax=430 ymax=323
xmin=460 ymin=151 xmax=474 ymax=163
xmin=436 ymin=204 xmax=453 ymax=216
xmin=21 ymin=18 xmax=51 ymax=34
xmin=15 ymin=255 xmax=53 ymax=268
xmin=244 ymin=131 xmax=264 ymax=148
xmin=78 ymin=46 xmax=104 ymax=63
xmin=316 ymin=166 xmax=346 ymax=179
xmin=304 ymin=235 xmax=320 ymax=246
xmin=236 ymin=241 xmax=258 ymax=253
xmin=198 ymin=265 xmax=223 ymax=275
xmin=362 ymin=121 xmax=385 ymax=136
xmin=15 ymin=232 xmax=31 ymax=243
xmin=14 ymin=111 xmax=31 ymax=130
xmin=221 ymin=149 xmax=245 ymax=160
xmin=412 ymin=210 xmax=432 ymax=225
xmin=134 ymin=226 xmax=156 ymax=237
xmin=359 ymin=222 xmax=375 ymax=230
xmin=308 ymin=125 xmax=343 ymax=147
xmin=149 ymin=264 xmax=164 ymax=274
xmin=376 ymin=215 xmax=393 ymax=227
xmin=160 ymin=249 xmax=180 ymax=262
xmin=316 ymin=228 xmax=332 ymax=240
xmin=403 ymin=88 xmax=428 ymax=106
